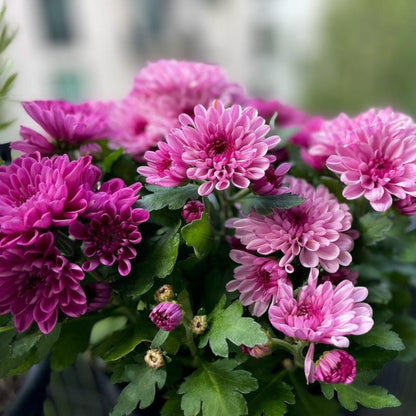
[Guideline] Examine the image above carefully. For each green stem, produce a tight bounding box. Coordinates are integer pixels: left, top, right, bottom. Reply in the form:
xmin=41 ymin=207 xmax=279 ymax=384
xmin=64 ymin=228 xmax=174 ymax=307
xmin=271 ymin=338 xmax=297 ymax=355
xmin=227 ymin=188 xmax=251 ymax=202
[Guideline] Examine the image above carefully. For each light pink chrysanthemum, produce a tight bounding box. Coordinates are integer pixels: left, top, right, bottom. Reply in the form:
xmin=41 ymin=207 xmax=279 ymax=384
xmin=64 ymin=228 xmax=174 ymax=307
xmin=179 ymin=102 xmax=280 ymax=196
xmin=268 ymin=268 xmax=374 ymax=348
xmin=305 ymin=107 xmax=414 ymax=170
xmin=131 ymin=60 xmax=244 ymax=120
xmin=137 ymin=132 xmax=188 ymax=187
xmin=0 ymin=232 xmax=87 ymax=334
xmin=314 ymin=349 xmax=356 ymax=384
xmin=84 ymin=281 xmax=112 ymax=313
xmin=69 ymin=179 xmax=149 ymax=276
xmin=12 ymin=100 xmax=114 ymax=156
xmin=107 ymin=95 xmax=173 ymax=161
xmin=182 ymin=200 xmax=205 ymax=223
xmin=251 ymin=163 xmax=291 ymax=196
xmin=226 ymin=176 xmax=354 ymax=273
xmin=149 ymin=302 xmax=183 ymax=331
xmin=226 ymin=249 xmax=289 ymax=316
xmin=326 ymin=117 xmax=416 ymax=212
xmin=0 ymin=153 xmax=100 ymax=248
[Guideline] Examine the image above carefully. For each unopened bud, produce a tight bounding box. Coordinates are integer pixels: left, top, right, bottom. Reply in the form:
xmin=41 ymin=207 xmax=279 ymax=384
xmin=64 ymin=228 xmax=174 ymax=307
xmin=144 ymin=348 xmax=165 ymax=369
xmin=191 ymin=315 xmax=208 ymax=335
xmin=241 ymin=342 xmax=272 ymax=358
xmin=154 ymin=284 xmax=175 ymax=302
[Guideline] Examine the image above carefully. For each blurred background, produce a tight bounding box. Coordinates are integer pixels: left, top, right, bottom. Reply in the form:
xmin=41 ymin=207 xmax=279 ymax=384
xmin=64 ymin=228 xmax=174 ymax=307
xmin=2 ymin=1 xmax=416 ymax=415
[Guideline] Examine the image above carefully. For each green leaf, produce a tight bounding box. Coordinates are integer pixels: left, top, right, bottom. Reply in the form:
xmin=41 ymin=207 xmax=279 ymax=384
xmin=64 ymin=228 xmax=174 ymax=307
xmin=51 ymin=316 xmax=98 ymax=371
xmin=238 ymin=193 xmax=304 ymax=215
xmin=178 ymin=359 xmax=258 ymax=416
xmin=247 ymin=378 xmax=295 ymax=416
xmin=151 ymin=329 xmax=170 ymax=348
xmin=359 ymin=212 xmax=392 ymax=246
xmin=181 ymin=212 xmax=214 ymax=257
xmin=111 ymin=363 xmax=167 ymax=416
xmin=139 ymin=184 xmax=200 ymax=211
xmin=355 ymin=323 xmax=405 ymax=351
xmin=366 ymin=282 xmax=392 ymax=304
xmin=392 ymin=315 xmax=416 ymax=362
xmin=102 ymin=147 xmax=124 ymax=174
xmin=161 ymin=393 xmax=183 ymax=416
xmin=199 ymin=299 xmax=268 ymax=357
xmin=321 ymin=372 xmax=401 ymax=411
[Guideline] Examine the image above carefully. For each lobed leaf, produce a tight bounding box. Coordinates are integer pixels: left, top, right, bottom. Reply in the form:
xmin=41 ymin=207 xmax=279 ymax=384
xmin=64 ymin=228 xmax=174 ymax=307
xmin=181 ymin=212 xmax=214 ymax=258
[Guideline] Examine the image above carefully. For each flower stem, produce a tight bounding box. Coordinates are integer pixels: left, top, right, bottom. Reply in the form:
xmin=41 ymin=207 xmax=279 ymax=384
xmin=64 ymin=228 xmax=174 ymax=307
xmin=227 ymin=188 xmax=251 ymax=202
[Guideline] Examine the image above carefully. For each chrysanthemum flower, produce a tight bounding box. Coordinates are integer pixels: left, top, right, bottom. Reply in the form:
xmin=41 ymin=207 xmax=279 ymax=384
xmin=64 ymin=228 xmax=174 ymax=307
xmin=226 ymin=249 xmax=289 ymax=316
xmin=149 ymin=302 xmax=183 ymax=331
xmin=84 ymin=281 xmax=112 ymax=313
xmin=241 ymin=342 xmax=272 ymax=358
xmin=251 ymin=163 xmax=291 ymax=196
xmin=320 ymin=268 xmax=359 ymax=286
xmin=182 ymin=200 xmax=205 ymax=223
xmin=12 ymin=100 xmax=114 ymax=156
xmin=69 ymin=179 xmax=149 ymax=276
xmin=0 ymin=232 xmax=87 ymax=334
xmin=131 ymin=59 xmax=244 ymax=120
xmin=226 ymin=177 xmax=354 ymax=273
xmin=314 ymin=349 xmax=356 ymax=384
xmin=268 ymin=269 xmax=374 ymax=348
xmin=326 ymin=116 xmax=416 ymax=212
xmin=179 ymin=102 xmax=280 ymax=196
xmin=394 ymin=195 xmax=416 ymax=216
xmin=0 ymin=153 xmax=100 ymax=248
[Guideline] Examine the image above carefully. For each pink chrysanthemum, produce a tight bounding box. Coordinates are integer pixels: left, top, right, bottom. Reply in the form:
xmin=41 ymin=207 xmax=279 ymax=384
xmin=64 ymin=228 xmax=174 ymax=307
xmin=107 ymin=95 xmax=173 ymax=161
xmin=314 ymin=349 xmax=356 ymax=384
xmin=226 ymin=176 xmax=354 ymax=273
xmin=268 ymin=269 xmax=374 ymax=348
xmin=227 ymin=250 xmax=289 ymax=316
xmin=326 ymin=116 xmax=416 ymax=212
xmin=394 ymin=195 xmax=416 ymax=216
xmin=84 ymin=281 xmax=112 ymax=313
xmin=12 ymin=100 xmax=114 ymax=156
xmin=182 ymin=200 xmax=205 ymax=223
xmin=149 ymin=302 xmax=183 ymax=331
xmin=131 ymin=59 xmax=244 ymax=120
xmin=0 ymin=232 xmax=87 ymax=334
xmin=0 ymin=153 xmax=100 ymax=248
xmin=241 ymin=342 xmax=272 ymax=359
xmin=179 ymin=102 xmax=280 ymax=195
xmin=251 ymin=163 xmax=291 ymax=196
xmin=305 ymin=107 xmax=414 ymax=170
xmin=69 ymin=179 xmax=149 ymax=276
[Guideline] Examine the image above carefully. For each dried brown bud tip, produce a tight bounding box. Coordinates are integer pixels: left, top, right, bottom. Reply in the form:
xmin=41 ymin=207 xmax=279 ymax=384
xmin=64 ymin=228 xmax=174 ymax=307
xmin=191 ymin=315 xmax=208 ymax=335
xmin=144 ymin=348 xmax=165 ymax=369
xmin=154 ymin=284 xmax=175 ymax=302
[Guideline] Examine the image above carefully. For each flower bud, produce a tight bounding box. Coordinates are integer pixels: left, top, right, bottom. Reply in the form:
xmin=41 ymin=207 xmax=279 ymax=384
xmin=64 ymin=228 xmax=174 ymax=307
xmin=314 ymin=350 xmax=356 ymax=384
xmin=149 ymin=302 xmax=183 ymax=331
xmin=154 ymin=284 xmax=175 ymax=302
xmin=144 ymin=348 xmax=165 ymax=369
xmin=191 ymin=315 xmax=208 ymax=335
xmin=182 ymin=200 xmax=204 ymax=223
xmin=241 ymin=342 xmax=272 ymax=359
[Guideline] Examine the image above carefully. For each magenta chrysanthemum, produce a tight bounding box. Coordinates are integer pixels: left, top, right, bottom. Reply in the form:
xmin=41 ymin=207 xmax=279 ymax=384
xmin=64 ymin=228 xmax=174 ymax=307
xmin=0 ymin=232 xmax=87 ymax=334
xmin=251 ymin=163 xmax=291 ymax=196
xmin=84 ymin=281 xmax=112 ymax=313
xmin=394 ymin=195 xmax=416 ymax=216
xmin=326 ymin=115 xmax=416 ymax=212
xmin=314 ymin=349 xmax=356 ymax=384
xmin=0 ymin=153 xmax=100 ymax=248
xmin=226 ymin=249 xmax=289 ymax=316
xmin=226 ymin=176 xmax=354 ymax=273
xmin=12 ymin=100 xmax=114 ymax=156
xmin=182 ymin=200 xmax=205 ymax=223
xmin=180 ymin=102 xmax=280 ymax=195
xmin=69 ymin=178 xmax=149 ymax=276
xmin=268 ymin=269 xmax=374 ymax=348
xmin=149 ymin=302 xmax=183 ymax=331
xmin=131 ymin=59 xmax=244 ymax=120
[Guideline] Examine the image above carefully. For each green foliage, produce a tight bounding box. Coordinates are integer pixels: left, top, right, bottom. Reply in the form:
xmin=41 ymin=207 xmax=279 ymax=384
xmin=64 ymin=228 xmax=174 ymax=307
xmin=178 ymin=359 xmax=258 ymax=416
xmin=139 ymin=184 xmax=200 ymax=211
xmin=181 ymin=212 xmax=214 ymax=257
xmin=355 ymin=322 xmax=405 ymax=351
xmin=238 ymin=193 xmax=304 ymax=215
xmin=199 ymin=298 xmax=268 ymax=357
xmin=102 ymin=147 xmax=124 ymax=174
xmin=359 ymin=212 xmax=393 ymax=246
xmin=111 ymin=363 xmax=167 ymax=416
xmin=392 ymin=315 xmax=416 ymax=362
xmin=321 ymin=371 xmax=401 ymax=411
xmin=247 ymin=377 xmax=295 ymax=416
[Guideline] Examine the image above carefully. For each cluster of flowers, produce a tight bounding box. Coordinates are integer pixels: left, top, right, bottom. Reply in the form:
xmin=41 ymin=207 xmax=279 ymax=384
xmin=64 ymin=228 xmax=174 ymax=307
xmin=3 ymin=59 xmax=416 ymax=390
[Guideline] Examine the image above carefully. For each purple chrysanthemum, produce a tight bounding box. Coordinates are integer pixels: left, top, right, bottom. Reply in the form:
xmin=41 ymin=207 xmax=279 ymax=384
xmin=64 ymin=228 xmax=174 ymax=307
xmin=226 ymin=176 xmax=354 ymax=273
xmin=251 ymin=163 xmax=291 ymax=196
xmin=84 ymin=281 xmax=112 ymax=312
xmin=182 ymin=200 xmax=205 ymax=223
xmin=326 ymin=115 xmax=416 ymax=212
xmin=320 ymin=268 xmax=359 ymax=286
xmin=69 ymin=178 xmax=149 ymax=276
xmin=0 ymin=152 xmax=100 ymax=248
xmin=149 ymin=302 xmax=183 ymax=331
xmin=227 ymin=249 xmax=289 ymax=316
xmin=131 ymin=59 xmax=244 ymax=120
xmin=268 ymin=269 xmax=374 ymax=348
xmin=12 ymin=100 xmax=114 ymax=156
xmin=0 ymin=232 xmax=87 ymax=334
xmin=394 ymin=195 xmax=416 ymax=215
